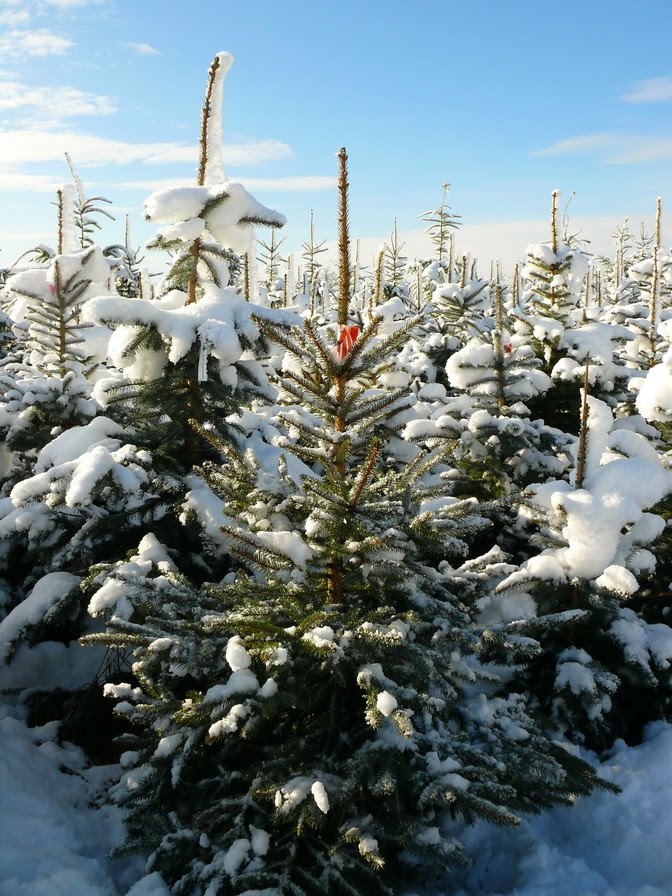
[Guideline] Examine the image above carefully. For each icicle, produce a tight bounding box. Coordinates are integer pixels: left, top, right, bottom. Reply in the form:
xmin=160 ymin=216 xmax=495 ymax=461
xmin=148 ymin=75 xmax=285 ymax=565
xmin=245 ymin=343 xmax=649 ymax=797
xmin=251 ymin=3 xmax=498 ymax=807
xmin=197 ymin=337 xmax=210 ymax=382
xmin=249 ymin=249 xmax=259 ymax=303
xmin=139 ymin=269 xmax=153 ymax=300
xmin=59 ymin=184 xmax=79 ymax=255
xmin=286 ymin=253 xmax=294 ymax=297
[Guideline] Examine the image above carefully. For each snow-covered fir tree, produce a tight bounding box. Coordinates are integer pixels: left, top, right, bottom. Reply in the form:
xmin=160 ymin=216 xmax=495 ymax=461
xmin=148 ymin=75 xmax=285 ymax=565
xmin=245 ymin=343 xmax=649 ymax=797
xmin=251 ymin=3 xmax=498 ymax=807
xmin=0 ymin=52 xmax=286 ymax=721
xmin=3 ymin=40 xmax=672 ymax=896
xmin=480 ymin=374 xmax=672 ymax=749
xmin=83 ymin=151 xmax=612 ymax=896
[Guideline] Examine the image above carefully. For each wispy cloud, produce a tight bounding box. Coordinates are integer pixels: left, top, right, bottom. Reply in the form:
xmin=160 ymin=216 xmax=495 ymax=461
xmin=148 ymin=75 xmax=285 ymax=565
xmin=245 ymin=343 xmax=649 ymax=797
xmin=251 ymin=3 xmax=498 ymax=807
xmin=0 ymin=28 xmax=73 ymax=57
xmin=532 ymin=132 xmax=672 ymax=164
xmin=0 ymin=129 xmax=293 ymax=169
xmin=620 ymin=75 xmax=672 ymax=104
xmin=113 ymin=175 xmax=336 ymax=192
xmin=0 ymin=8 xmax=31 ymax=25
xmin=151 ymin=138 xmax=293 ymax=166
xmin=40 ymin=0 xmax=103 ymax=7
xmin=0 ymin=80 xmax=117 ymax=123
xmin=241 ymin=176 xmax=336 ymax=192
xmin=0 ymin=129 xmax=192 ymax=167
xmin=122 ymin=41 xmax=161 ymax=56
xmin=0 ymin=172 xmax=67 ymax=192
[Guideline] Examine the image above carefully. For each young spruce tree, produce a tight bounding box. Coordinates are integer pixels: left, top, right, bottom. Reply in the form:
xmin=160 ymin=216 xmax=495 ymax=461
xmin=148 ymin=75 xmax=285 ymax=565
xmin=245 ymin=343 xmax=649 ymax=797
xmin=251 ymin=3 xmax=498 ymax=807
xmin=86 ymin=148 xmax=611 ymax=896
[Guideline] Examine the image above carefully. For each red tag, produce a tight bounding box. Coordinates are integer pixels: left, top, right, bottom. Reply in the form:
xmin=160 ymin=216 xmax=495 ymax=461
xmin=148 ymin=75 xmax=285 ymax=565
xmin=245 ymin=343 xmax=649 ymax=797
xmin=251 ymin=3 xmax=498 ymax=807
xmin=337 ymin=324 xmax=360 ymax=359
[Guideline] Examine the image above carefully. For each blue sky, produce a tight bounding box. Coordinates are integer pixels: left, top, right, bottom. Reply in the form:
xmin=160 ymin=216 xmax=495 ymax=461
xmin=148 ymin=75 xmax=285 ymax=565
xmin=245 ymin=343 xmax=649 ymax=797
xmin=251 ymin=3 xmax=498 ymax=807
xmin=1 ymin=0 xmax=671 ymax=270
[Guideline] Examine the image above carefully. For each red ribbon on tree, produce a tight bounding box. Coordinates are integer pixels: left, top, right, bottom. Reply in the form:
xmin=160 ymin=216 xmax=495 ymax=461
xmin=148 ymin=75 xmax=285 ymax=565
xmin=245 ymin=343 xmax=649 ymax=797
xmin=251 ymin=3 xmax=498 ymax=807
xmin=336 ymin=324 xmax=359 ymax=360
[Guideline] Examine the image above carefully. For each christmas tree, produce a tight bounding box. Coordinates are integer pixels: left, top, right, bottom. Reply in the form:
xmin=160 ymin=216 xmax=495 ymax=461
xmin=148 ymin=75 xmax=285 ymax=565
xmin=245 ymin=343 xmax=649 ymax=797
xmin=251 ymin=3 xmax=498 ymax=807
xmin=85 ymin=149 xmax=612 ymax=896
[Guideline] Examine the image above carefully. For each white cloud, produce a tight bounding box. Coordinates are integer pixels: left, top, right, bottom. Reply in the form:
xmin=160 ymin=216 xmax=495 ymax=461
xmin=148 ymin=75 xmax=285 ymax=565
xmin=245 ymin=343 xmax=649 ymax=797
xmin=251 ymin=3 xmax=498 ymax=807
xmin=152 ymin=138 xmax=293 ymax=166
xmin=112 ymin=175 xmax=336 ymax=192
xmin=0 ymin=28 xmax=73 ymax=57
xmin=240 ymin=176 xmax=336 ymax=191
xmin=0 ymin=231 xmax=52 ymax=241
xmin=621 ymin=75 xmax=672 ymax=103
xmin=121 ymin=41 xmax=160 ymax=56
xmin=621 ymin=75 xmax=672 ymax=104
xmin=40 ymin=0 xmax=103 ymax=7
xmin=311 ymin=215 xmax=653 ymax=276
xmin=0 ymin=129 xmax=187 ymax=166
xmin=0 ymin=172 xmax=65 ymax=191
xmin=0 ymin=9 xmax=31 ymax=25
xmin=111 ymin=177 xmax=193 ymax=191
xmin=0 ymin=80 xmax=117 ymax=122
xmin=532 ymin=132 xmax=672 ymax=164
xmin=0 ymin=128 xmax=294 ymax=172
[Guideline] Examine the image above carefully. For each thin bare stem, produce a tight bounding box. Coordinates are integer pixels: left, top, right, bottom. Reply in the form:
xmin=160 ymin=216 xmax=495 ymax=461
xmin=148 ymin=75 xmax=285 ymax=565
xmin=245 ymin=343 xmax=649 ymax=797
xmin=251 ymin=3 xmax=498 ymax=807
xmin=575 ymin=357 xmax=591 ymax=489
xmin=197 ymin=55 xmax=221 ymax=187
xmin=512 ymin=262 xmax=520 ymax=309
xmin=373 ymin=248 xmax=384 ymax=308
xmin=649 ymin=245 xmax=660 ymax=365
xmin=337 ymin=147 xmax=351 ymax=325
xmin=582 ymin=272 xmax=590 ymax=323
xmin=57 ymin=189 xmax=64 ymax=256
xmin=494 ymin=281 xmax=506 ymax=414
xmin=243 ymin=252 xmax=250 ymax=301
xmin=551 ymin=190 xmax=559 ymax=255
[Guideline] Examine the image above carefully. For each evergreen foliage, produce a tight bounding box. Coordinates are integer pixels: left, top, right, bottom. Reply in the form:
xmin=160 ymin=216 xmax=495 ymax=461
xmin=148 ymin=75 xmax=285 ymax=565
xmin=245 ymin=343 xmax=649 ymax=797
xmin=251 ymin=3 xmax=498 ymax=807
xmin=86 ymin=308 xmax=612 ymax=895
xmin=2 ymin=45 xmax=672 ymax=896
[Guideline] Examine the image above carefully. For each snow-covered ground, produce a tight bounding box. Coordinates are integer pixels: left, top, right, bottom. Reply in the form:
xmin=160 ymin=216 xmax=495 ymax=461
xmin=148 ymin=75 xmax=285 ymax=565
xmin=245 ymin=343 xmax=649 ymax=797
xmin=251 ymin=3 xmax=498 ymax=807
xmin=1 ymin=701 xmax=671 ymax=896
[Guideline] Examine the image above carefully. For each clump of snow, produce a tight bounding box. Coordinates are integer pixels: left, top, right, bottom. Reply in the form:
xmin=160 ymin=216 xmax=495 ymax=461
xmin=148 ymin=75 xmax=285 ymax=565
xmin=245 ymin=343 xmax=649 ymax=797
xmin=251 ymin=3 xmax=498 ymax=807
xmin=86 ymin=290 xmax=246 ymax=369
xmin=555 ymin=648 xmax=598 ymax=696
xmin=225 ymin=636 xmax=251 ymax=671
xmin=143 ymin=183 xmax=285 ymax=255
xmin=254 ymin=529 xmax=313 ymax=568
xmin=581 ymin=395 xmax=613 ymax=479
xmin=153 ymin=733 xmax=183 ymax=759
xmin=274 ymin=777 xmax=312 ymax=813
xmin=0 ymin=572 xmax=81 ymax=662
xmin=208 ymin=703 xmax=249 ymax=738
xmin=223 ymin=837 xmax=250 ymax=878
xmin=34 ymin=417 xmax=125 ymax=473
xmin=595 ymin=564 xmax=639 ymax=595
xmin=311 ymin=780 xmax=330 ymax=814
xmin=203 ymin=669 xmax=259 ymax=705
xmin=302 ymin=625 xmax=336 ymax=649
xmin=636 ymin=347 xmax=672 ymax=422
xmin=376 ymin=690 xmax=398 ymax=717
xmin=509 ymin=407 xmax=672 ymax=585
xmin=249 ymin=825 xmax=269 ymax=856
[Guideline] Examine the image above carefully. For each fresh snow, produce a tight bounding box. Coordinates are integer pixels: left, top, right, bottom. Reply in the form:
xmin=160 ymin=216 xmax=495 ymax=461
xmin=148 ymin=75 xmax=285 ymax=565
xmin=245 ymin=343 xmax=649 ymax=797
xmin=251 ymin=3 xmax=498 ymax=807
xmin=448 ymin=723 xmax=672 ymax=896
xmin=0 ymin=572 xmax=81 ymax=662
xmin=143 ymin=183 xmax=286 ymax=255
xmin=376 ymin=690 xmax=399 ymax=717
xmin=203 ymin=51 xmax=234 ymax=185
